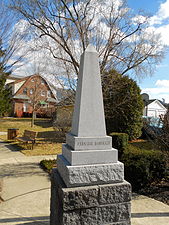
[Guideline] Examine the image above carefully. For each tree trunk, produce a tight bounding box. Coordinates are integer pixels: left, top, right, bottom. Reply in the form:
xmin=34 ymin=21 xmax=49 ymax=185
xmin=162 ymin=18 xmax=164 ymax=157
xmin=31 ymin=111 xmax=36 ymax=127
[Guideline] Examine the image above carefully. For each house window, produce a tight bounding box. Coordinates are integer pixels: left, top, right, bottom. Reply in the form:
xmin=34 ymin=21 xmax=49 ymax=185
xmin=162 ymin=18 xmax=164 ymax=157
xmin=23 ymin=88 xmax=27 ymax=95
xmin=41 ymin=79 xmax=45 ymax=85
xmin=47 ymin=91 xmax=51 ymax=97
xmin=23 ymin=102 xmax=29 ymax=112
xmin=30 ymin=88 xmax=34 ymax=95
xmin=42 ymin=103 xmax=48 ymax=108
xmin=41 ymin=90 xmax=46 ymax=96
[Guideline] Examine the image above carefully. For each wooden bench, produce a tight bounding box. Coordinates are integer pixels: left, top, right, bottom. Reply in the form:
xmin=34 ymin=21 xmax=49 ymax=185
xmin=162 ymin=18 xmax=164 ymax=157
xmin=16 ymin=130 xmax=37 ymax=149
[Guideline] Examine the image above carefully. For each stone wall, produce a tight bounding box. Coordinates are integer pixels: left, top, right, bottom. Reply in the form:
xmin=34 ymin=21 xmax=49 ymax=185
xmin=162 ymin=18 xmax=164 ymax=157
xmin=50 ymin=169 xmax=131 ymax=225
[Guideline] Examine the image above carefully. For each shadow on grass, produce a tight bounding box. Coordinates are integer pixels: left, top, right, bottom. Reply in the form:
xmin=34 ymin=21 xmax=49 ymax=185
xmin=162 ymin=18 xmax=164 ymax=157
xmin=3 ymin=142 xmax=23 ymax=152
xmin=0 ymin=140 xmax=23 ymax=152
xmin=34 ymin=120 xmax=53 ymax=128
xmin=37 ymin=131 xmax=65 ymax=143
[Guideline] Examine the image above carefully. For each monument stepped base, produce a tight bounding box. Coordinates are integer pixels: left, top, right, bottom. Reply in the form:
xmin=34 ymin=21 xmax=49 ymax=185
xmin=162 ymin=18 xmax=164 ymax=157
xmin=50 ymin=169 xmax=131 ymax=225
xmin=57 ymin=155 xmax=124 ymax=187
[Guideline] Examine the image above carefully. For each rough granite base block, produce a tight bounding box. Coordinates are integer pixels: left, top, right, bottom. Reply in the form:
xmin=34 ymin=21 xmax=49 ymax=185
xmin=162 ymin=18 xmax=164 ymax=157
xmin=57 ymin=155 xmax=124 ymax=187
xmin=50 ymin=169 xmax=131 ymax=225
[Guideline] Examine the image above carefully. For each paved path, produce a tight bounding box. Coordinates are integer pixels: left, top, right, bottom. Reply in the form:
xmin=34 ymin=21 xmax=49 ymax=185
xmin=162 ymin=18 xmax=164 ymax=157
xmin=0 ymin=140 xmax=169 ymax=225
xmin=0 ymin=140 xmax=55 ymax=224
xmin=0 ymin=132 xmax=7 ymax=136
xmin=131 ymin=194 xmax=169 ymax=225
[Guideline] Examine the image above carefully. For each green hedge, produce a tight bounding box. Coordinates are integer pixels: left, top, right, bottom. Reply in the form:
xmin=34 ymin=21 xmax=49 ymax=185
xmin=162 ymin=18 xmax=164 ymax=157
xmin=121 ymin=145 xmax=167 ymax=191
xmin=40 ymin=159 xmax=57 ymax=173
xmin=109 ymin=132 xmax=129 ymax=158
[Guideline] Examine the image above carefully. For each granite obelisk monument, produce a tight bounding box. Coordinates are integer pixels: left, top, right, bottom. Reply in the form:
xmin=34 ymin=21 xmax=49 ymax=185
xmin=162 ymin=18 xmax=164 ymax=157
xmin=50 ymin=45 xmax=131 ymax=225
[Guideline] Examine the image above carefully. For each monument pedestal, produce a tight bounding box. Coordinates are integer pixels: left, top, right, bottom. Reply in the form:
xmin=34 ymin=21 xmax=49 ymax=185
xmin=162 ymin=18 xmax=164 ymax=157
xmin=50 ymin=45 xmax=131 ymax=225
xmin=57 ymin=155 xmax=124 ymax=187
xmin=50 ymin=169 xmax=131 ymax=225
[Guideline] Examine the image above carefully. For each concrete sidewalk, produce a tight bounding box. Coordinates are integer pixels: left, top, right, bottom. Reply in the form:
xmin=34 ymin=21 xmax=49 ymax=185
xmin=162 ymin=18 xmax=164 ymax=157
xmin=0 ymin=164 xmax=50 ymax=224
xmin=131 ymin=194 xmax=169 ymax=225
xmin=0 ymin=140 xmax=55 ymax=224
xmin=0 ymin=140 xmax=169 ymax=225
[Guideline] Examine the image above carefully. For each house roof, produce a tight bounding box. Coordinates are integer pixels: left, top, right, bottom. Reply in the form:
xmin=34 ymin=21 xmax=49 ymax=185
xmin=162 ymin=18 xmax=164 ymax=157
xmin=144 ymin=99 xmax=167 ymax=110
xmin=10 ymin=74 xmax=58 ymax=102
xmin=5 ymin=75 xmax=25 ymax=85
xmin=143 ymin=99 xmax=167 ymax=107
xmin=40 ymin=75 xmax=58 ymax=102
xmin=8 ymin=75 xmax=24 ymax=80
xmin=9 ymin=74 xmax=74 ymax=104
xmin=9 ymin=76 xmax=29 ymax=84
xmin=47 ymin=97 xmax=57 ymax=103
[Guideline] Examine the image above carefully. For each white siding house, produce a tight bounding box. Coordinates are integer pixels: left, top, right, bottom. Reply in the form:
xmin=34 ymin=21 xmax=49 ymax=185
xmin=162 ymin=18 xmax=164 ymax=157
xmin=143 ymin=99 xmax=167 ymax=117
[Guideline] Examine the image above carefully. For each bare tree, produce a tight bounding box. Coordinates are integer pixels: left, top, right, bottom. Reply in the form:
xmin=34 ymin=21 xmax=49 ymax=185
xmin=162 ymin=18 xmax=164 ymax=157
xmin=0 ymin=0 xmax=28 ymax=73
xmin=9 ymin=0 xmax=165 ymax=89
xmin=26 ymin=75 xmax=49 ymax=127
xmin=158 ymin=109 xmax=169 ymax=151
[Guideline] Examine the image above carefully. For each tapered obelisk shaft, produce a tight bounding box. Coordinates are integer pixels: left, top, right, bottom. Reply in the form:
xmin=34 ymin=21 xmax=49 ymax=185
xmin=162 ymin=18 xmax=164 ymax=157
xmin=71 ymin=45 xmax=106 ymax=137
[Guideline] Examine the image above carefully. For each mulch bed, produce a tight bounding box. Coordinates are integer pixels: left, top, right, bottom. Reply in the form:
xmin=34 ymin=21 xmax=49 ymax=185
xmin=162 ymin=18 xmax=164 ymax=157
xmin=139 ymin=180 xmax=169 ymax=205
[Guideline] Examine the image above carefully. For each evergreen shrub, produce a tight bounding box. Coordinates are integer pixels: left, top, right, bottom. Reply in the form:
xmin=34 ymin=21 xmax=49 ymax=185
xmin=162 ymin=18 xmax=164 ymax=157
xmin=121 ymin=145 xmax=167 ymax=191
xmin=109 ymin=132 xmax=128 ymax=157
xmin=40 ymin=159 xmax=56 ymax=173
xmin=103 ymin=70 xmax=144 ymax=140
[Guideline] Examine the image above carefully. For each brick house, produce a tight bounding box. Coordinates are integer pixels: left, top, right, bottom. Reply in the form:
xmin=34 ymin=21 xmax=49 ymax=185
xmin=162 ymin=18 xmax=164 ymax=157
xmin=7 ymin=74 xmax=58 ymax=117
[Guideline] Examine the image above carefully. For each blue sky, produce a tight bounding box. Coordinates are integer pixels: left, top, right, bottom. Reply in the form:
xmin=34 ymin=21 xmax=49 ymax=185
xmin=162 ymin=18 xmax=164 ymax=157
xmin=128 ymin=0 xmax=169 ymax=102
xmin=128 ymin=0 xmax=161 ymax=14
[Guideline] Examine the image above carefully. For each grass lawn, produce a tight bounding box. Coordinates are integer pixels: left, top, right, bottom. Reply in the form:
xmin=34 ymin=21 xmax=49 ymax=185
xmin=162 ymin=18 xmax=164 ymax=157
xmin=129 ymin=139 xmax=161 ymax=151
xmin=0 ymin=117 xmax=62 ymax=156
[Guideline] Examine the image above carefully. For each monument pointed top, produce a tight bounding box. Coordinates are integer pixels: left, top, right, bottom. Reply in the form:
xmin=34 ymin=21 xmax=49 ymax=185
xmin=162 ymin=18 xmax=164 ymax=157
xmin=71 ymin=43 xmax=106 ymax=137
xmin=85 ymin=44 xmax=97 ymax=53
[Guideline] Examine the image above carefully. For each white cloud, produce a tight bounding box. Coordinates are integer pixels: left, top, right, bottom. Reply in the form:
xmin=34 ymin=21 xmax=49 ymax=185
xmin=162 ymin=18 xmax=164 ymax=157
xmin=128 ymin=2 xmax=169 ymax=48
xmin=148 ymin=0 xmax=169 ymax=46
xmin=158 ymin=0 xmax=169 ymax=18
xmin=13 ymin=19 xmax=30 ymax=34
xmin=132 ymin=15 xmax=147 ymax=24
xmin=149 ymin=0 xmax=169 ymax=25
xmin=141 ymin=88 xmax=169 ymax=102
xmin=142 ymin=87 xmax=168 ymax=95
xmin=154 ymin=23 xmax=169 ymax=46
xmin=147 ymin=22 xmax=169 ymax=46
xmin=142 ymin=79 xmax=169 ymax=102
xmin=156 ymin=79 xmax=169 ymax=87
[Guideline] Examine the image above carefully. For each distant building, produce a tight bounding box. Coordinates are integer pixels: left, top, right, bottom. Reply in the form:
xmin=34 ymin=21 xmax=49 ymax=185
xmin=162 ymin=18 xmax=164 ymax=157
xmin=142 ymin=93 xmax=167 ymax=118
xmin=6 ymin=74 xmax=58 ymax=117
